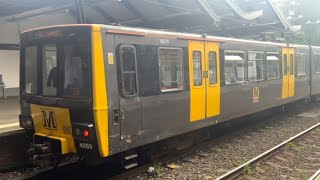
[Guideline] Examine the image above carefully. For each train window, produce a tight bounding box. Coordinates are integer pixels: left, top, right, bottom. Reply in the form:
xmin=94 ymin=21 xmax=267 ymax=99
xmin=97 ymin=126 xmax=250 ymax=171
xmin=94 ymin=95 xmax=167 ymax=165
xmin=158 ymin=48 xmax=184 ymax=92
xmin=290 ymin=54 xmax=294 ymax=76
xmin=224 ymin=51 xmax=245 ymax=85
xmin=266 ymin=53 xmax=280 ymax=80
xmin=24 ymin=46 xmax=38 ymax=94
xmin=193 ymin=51 xmax=202 ymax=86
xmin=297 ymin=53 xmax=306 ymax=76
xmin=248 ymin=51 xmax=264 ymax=82
xmin=208 ymin=52 xmax=217 ymax=85
xmin=283 ymin=54 xmax=288 ymax=76
xmin=63 ymin=44 xmax=91 ymax=98
xmin=42 ymin=44 xmax=57 ymax=96
xmin=315 ymin=54 xmax=320 ymax=73
xmin=120 ymin=45 xmax=138 ymax=96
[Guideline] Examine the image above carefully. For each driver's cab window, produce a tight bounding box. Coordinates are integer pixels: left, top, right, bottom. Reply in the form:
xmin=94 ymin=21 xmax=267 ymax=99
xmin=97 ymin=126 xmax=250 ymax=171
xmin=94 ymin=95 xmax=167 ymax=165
xmin=42 ymin=44 xmax=57 ymax=96
xmin=120 ymin=44 xmax=138 ymax=97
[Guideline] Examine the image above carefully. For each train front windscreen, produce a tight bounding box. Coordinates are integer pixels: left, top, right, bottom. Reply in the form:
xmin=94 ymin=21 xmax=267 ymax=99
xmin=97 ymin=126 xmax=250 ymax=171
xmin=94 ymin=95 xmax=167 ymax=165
xmin=21 ymin=27 xmax=92 ymax=99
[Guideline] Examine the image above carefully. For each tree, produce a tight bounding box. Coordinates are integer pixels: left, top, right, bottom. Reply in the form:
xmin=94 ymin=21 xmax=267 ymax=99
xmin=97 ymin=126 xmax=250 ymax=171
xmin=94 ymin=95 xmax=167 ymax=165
xmin=273 ymin=0 xmax=320 ymax=45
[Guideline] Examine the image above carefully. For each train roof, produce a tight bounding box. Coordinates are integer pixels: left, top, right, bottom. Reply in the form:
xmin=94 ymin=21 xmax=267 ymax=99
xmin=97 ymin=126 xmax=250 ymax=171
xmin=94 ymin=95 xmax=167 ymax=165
xmin=101 ymin=24 xmax=308 ymax=48
xmin=22 ymin=24 xmax=310 ymax=49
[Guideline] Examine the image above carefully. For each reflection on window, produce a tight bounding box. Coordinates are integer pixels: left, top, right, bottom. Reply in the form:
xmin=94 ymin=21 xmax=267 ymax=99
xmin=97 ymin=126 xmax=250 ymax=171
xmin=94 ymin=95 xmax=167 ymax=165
xmin=25 ymin=46 xmax=38 ymax=94
xmin=120 ymin=45 xmax=137 ymax=96
xmin=193 ymin=51 xmax=202 ymax=86
xmin=267 ymin=53 xmax=280 ymax=79
xmin=315 ymin=54 xmax=320 ymax=73
xmin=63 ymin=44 xmax=91 ymax=97
xmin=43 ymin=45 xmax=57 ymax=96
xmin=297 ymin=53 xmax=306 ymax=76
xmin=208 ymin=52 xmax=217 ymax=85
xmin=283 ymin=54 xmax=288 ymax=76
xmin=159 ymin=48 xmax=183 ymax=91
xmin=290 ymin=54 xmax=294 ymax=76
xmin=248 ymin=51 xmax=264 ymax=82
xmin=224 ymin=51 xmax=245 ymax=85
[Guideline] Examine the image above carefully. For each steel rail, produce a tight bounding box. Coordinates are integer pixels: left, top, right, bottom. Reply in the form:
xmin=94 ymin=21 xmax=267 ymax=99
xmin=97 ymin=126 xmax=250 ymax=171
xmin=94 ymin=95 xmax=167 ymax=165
xmin=309 ymin=169 xmax=320 ymax=180
xmin=216 ymin=122 xmax=320 ymax=180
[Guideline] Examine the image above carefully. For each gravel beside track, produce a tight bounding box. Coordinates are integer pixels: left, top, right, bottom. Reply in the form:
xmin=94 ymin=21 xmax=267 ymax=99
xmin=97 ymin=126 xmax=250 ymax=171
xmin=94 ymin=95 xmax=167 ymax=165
xmin=134 ymin=103 xmax=320 ymax=180
xmin=234 ymin=125 xmax=320 ymax=179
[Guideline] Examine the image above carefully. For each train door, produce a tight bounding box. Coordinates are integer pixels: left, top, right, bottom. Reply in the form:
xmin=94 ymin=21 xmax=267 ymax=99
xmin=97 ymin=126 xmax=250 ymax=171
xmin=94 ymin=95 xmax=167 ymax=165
xmin=282 ymin=47 xmax=295 ymax=99
xmin=282 ymin=48 xmax=289 ymax=99
xmin=205 ymin=42 xmax=220 ymax=118
xmin=118 ymin=44 xmax=142 ymax=139
xmin=288 ymin=48 xmax=295 ymax=97
xmin=189 ymin=41 xmax=220 ymax=122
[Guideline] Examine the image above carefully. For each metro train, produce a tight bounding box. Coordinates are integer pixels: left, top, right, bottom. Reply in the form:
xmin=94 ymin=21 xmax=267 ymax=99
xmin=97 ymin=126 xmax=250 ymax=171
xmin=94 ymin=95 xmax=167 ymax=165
xmin=18 ymin=24 xmax=320 ymax=167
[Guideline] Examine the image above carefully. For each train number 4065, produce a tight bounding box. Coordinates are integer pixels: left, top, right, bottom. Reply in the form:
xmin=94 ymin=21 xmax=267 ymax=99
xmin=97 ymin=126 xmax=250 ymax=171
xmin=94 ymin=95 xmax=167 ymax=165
xmin=80 ymin=143 xmax=93 ymax=149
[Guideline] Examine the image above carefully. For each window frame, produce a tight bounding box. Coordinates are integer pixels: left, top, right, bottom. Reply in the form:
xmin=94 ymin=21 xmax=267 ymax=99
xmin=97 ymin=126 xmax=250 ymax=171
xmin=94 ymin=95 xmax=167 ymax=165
xmin=296 ymin=53 xmax=306 ymax=76
xmin=158 ymin=47 xmax=184 ymax=93
xmin=224 ymin=50 xmax=245 ymax=85
xmin=119 ymin=44 xmax=139 ymax=97
xmin=266 ymin=52 xmax=281 ymax=80
xmin=247 ymin=51 xmax=265 ymax=82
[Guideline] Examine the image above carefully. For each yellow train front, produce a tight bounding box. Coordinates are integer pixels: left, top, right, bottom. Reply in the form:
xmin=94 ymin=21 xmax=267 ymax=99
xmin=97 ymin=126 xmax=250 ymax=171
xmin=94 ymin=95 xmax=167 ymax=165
xmin=19 ymin=24 xmax=318 ymax=167
xmin=19 ymin=25 xmax=109 ymax=165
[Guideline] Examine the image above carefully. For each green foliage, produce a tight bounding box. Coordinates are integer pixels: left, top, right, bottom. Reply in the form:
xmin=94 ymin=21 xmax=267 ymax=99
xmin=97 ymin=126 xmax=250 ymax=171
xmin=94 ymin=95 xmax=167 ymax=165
xmin=299 ymin=171 xmax=308 ymax=180
xmin=287 ymin=142 xmax=305 ymax=151
xmin=154 ymin=164 xmax=164 ymax=177
xmin=273 ymin=0 xmax=320 ymax=45
xmin=243 ymin=164 xmax=252 ymax=174
xmin=233 ymin=160 xmax=245 ymax=167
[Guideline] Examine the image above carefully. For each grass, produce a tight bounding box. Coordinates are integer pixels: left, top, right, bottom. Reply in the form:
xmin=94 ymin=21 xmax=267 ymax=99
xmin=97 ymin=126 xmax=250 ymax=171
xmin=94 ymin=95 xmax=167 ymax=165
xmin=243 ymin=164 xmax=252 ymax=174
xmin=154 ymin=164 xmax=164 ymax=177
xmin=233 ymin=160 xmax=245 ymax=167
xmin=299 ymin=171 xmax=308 ymax=180
xmin=287 ymin=142 xmax=305 ymax=152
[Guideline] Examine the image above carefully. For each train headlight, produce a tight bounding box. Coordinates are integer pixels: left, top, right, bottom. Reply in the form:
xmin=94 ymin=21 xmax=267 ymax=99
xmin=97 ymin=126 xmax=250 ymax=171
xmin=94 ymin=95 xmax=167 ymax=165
xmin=19 ymin=114 xmax=34 ymax=129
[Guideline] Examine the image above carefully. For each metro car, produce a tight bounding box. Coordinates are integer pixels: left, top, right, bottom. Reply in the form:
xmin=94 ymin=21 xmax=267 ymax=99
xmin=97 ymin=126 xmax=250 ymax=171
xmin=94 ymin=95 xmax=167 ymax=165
xmin=19 ymin=24 xmax=320 ymax=167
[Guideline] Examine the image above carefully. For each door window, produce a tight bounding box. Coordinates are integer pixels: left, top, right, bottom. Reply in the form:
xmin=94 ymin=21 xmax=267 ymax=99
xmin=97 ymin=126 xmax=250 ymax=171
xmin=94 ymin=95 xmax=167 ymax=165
xmin=120 ymin=45 xmax=138 ymax=96
xmin=192 ymin=51 xmax=202 ymax=86
xmin=208 ymin=52 xmax=217 ymax=85
xmin=283 ymin=54 xmax=288 ymax=76
xmin=290 ymin=54 xmax=294 ymax=76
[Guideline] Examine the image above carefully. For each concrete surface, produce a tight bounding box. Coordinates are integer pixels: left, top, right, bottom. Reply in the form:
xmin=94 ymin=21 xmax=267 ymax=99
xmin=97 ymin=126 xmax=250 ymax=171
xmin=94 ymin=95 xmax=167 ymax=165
xmin=0 ymin=96 xmax=19 ymax=126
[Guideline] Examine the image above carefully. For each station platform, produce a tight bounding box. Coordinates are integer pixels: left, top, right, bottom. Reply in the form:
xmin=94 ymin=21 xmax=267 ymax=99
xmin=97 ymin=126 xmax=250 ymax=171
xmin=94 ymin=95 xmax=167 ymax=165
xmin=0 ymin=97 xmax=21 ymax=134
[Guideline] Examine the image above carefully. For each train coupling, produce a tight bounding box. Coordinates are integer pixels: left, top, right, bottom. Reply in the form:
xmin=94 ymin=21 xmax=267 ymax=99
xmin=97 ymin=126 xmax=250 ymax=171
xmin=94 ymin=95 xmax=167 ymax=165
xmin=26 ymin=143 xmax=55 ymax=167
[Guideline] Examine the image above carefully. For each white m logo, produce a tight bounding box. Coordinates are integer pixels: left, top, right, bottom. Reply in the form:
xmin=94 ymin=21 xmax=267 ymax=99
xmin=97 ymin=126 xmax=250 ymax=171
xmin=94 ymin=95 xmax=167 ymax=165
xmin=41 ymin=109 xmax=57 ymax=129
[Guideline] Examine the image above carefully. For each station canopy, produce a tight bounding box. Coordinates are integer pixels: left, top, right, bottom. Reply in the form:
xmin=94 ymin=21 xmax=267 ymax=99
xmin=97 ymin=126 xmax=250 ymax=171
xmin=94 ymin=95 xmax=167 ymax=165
xmin=0 ymin=0 xmax=299 ymax=37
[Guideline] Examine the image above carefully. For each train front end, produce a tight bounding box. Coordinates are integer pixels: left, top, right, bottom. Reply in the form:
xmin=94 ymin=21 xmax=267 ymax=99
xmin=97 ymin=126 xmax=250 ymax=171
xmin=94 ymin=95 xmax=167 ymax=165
xmin=19 ymin=25 xmax=109 ymax=165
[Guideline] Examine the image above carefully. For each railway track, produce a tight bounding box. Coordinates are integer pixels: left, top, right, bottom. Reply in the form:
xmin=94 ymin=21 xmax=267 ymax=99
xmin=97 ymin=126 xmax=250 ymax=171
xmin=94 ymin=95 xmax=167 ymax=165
xmin=216 ymin=122 xmax=320 ymax=180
